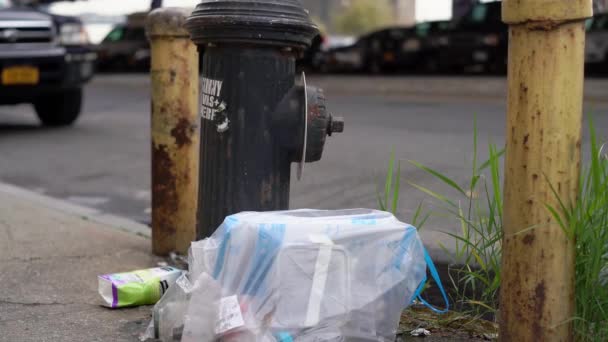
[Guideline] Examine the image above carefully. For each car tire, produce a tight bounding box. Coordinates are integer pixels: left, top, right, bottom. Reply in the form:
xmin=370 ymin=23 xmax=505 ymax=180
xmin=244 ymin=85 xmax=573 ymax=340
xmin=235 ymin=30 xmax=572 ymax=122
xmin=34 ymin=88 xmax=83 ymax=127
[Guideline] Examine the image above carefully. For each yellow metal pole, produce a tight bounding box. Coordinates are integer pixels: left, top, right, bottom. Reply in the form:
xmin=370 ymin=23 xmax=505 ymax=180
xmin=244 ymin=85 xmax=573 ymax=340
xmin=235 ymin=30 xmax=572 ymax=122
xmin=146 ymin=8 xmax=199 ymax=256
xmin=500 ymin=0 xmax=592 ymax=340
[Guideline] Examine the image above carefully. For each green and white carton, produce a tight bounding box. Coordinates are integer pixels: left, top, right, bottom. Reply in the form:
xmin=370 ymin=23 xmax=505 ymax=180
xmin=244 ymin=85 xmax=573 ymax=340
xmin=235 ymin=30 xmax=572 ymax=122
xmin=98 ymin=266 xmax=183 ymax=308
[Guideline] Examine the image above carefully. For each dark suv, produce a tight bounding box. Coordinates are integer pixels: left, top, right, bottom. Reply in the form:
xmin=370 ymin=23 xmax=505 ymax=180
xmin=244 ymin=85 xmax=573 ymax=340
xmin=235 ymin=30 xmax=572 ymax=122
xmin=0 ymin=0 xmax=95 ymax=126
xmin=96 ymin=13 xmax=150 ymax=72
xmin=430 ymin=1 xmax=507 ymax=73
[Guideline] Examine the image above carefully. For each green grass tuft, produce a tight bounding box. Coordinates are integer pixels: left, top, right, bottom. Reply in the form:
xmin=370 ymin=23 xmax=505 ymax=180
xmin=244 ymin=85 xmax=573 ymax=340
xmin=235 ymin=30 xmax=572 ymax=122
xmin=383 ymin=118 xmax=608 ymax=341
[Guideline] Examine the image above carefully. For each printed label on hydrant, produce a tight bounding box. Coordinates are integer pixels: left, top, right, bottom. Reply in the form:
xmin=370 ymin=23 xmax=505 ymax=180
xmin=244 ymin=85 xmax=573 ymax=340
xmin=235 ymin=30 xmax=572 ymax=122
xmin=201 ymin=77 xmax=226 ymax=121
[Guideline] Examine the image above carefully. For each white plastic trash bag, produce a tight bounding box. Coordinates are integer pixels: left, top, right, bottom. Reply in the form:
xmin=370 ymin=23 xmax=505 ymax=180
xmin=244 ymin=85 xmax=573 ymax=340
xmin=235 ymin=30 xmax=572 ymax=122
xmin=157 ymin=209 xmax=432 ymax=342
xmin=181 ymin=273 xmax=222 ymax=342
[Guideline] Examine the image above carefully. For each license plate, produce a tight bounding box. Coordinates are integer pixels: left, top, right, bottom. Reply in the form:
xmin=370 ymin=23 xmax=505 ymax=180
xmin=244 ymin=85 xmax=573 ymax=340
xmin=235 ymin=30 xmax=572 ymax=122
xmin=2 ymin=66 xmax=39 ymax=85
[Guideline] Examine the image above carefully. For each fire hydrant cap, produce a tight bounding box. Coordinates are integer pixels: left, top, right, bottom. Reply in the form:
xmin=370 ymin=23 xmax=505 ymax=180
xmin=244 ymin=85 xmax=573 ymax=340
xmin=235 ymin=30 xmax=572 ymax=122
xmin=186 ymin=0 xmax=319 ymax=48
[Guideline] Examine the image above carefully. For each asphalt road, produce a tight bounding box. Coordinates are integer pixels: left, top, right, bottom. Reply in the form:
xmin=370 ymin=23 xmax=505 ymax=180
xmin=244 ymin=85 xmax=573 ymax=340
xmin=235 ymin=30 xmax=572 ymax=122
xmin=1 ymin=74 xmax=607 ymax=259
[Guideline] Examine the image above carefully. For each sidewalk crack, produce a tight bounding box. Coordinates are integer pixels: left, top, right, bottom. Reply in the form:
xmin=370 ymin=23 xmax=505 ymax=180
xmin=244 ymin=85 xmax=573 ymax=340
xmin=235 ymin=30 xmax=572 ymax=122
xmin=0 ymin=299 xmax=77 ymax=307
xmin=3 ymin=251 xmax=133 ymax=263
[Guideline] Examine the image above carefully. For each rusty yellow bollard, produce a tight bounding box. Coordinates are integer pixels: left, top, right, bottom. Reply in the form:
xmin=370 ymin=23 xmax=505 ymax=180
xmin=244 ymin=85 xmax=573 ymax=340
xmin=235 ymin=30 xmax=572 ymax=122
xmin=147 ymin=8 xmax=199 ymax=256
xmin=500 ymin=0 xmax=592 ymax=340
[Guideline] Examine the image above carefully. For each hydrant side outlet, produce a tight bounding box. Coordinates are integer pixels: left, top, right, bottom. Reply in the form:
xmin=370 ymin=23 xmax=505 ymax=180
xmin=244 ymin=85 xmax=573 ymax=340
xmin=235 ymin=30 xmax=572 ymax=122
xmin=186 ymin=0 xmax=343 ymax=239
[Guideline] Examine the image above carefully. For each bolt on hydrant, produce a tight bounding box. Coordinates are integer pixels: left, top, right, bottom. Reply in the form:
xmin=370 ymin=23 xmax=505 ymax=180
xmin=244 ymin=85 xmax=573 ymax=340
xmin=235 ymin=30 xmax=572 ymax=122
xmin=186 ymin=0 xmax=344 ymax=239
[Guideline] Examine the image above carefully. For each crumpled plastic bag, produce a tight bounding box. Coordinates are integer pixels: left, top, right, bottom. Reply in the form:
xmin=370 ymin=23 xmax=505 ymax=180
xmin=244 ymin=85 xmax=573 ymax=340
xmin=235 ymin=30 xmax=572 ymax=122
xmin=153 ymin=274 xmax=192 ymax=342
xmin=153 ymin=209 xmax=428 ymax=342
xmin=181 ymin=273 xmax=222 ymax=342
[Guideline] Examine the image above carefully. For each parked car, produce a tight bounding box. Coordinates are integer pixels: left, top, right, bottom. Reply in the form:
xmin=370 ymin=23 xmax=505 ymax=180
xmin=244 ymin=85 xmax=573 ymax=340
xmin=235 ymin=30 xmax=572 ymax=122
xmin=586 ymin=13 xmax=608 ymax=73
xmin=362 ymin=26 xmax=422 ymax=73
xmin=428 ymin=1 xmax=507 ymax=74
xmin=322 ymin=35 xmax=357 ymax=52
xmin=319 ymin=21 xmax=450 ymax=74
xmin=318 ymin=27 xmax=418 ymax=73
xmin=96 ymin=13 xmax=150 ymax=72
xmin=0 ymin=0 xmax=95 ymax=126
xmin=408 ymin=20 xmax=452 ymax=73
xmin=318 ymin=39 xmax=365 ymax=72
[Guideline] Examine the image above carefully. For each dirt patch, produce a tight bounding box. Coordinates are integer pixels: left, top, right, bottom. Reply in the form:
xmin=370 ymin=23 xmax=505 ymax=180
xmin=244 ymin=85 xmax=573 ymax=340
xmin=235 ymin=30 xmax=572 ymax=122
xmin=397 ymin=306 xmax=498 ymax=341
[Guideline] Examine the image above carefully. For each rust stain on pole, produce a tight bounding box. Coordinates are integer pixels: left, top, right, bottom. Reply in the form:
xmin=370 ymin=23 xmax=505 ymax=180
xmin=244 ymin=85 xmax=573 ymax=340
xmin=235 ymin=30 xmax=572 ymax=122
xmin=147 ymin=8 xmax=200 ymax=256
xmin=500 ymin=0 xmax=592 ymax=341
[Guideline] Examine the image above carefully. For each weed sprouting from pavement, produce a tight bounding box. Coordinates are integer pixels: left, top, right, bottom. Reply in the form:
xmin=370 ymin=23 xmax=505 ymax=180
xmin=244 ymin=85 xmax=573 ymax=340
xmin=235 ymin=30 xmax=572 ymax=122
xmin=377 ymin=149 xmax=430 ymax=228
xmin=383 ymin=118 xmax=608 ymax=340
xmin=407 ymin=120 xmax=503 ymax=318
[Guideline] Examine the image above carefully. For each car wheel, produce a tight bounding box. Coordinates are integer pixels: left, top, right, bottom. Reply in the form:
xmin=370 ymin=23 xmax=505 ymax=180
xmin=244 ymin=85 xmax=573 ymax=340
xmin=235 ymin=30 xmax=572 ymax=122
xmin=34 ymin=88 xmax=83 ymax=127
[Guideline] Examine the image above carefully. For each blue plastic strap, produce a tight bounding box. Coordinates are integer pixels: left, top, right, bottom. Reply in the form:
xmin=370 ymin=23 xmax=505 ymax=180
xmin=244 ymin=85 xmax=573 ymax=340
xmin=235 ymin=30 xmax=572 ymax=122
xmin=412 ymin=273 xmax=427 ymax=300
xmin=414 ymin=248 xmax=450 ymax=314
xmin=275 ymin=332 xmax=293 ymax=342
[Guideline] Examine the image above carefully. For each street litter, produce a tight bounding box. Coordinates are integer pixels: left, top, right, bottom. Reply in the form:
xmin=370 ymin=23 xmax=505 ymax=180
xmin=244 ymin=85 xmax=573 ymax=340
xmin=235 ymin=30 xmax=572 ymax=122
xmin=99 ymin=266 xmax=183 ymax=308
xmin=483 ymin=333 xmax=499 ymax=340
xmin=410 ymin=328 xmax=431 ymax=337
xmin=147 ymin=209 xmax=448 ymax=341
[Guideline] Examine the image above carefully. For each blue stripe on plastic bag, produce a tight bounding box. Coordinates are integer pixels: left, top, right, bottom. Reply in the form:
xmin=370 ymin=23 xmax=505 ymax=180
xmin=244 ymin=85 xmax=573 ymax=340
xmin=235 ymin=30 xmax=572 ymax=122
xmin=242 ymin=223 xmax=286 ymax=295
xmin=212 ymin=216 xmax=239 ymax=279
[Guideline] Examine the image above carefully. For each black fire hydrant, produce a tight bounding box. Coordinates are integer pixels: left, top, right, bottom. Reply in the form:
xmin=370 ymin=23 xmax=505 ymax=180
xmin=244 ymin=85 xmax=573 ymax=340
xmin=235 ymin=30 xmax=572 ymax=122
xmin=186 ymin=0 xmax=344 ymax=239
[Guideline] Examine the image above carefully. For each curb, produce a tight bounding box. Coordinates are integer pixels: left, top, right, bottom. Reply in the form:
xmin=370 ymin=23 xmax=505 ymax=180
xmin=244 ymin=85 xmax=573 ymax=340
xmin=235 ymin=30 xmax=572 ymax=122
xmin=0 ymin=182 xmax=151 ymax=238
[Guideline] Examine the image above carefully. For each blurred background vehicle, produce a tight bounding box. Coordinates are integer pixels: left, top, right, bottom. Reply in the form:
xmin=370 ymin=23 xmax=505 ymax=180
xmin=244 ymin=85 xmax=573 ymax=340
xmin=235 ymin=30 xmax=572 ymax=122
xmin=95 ymin=12 xmax=149 ymax=72
xmin=410 ymin=20 xmax=452 ymax=72
xmin=298 ymin=33 xmax=357 ymax=72
xmin=362 ymin=26 xmax=420 ymax=73
xmin=310 ymin=1 xmax=511 ymax=75
xmin=586 ymin=13 xmax=608 ymax=74
xmin=323 ymin=35 xmax=357 ymax=51
xmin=426 ymin=1 xmax=507 ymax=74
xmin=21 ymin=0 xmax=608 ymax=77
xmin=318 ymin=20 xmax=450 ymax=74
xmin=0 ymin=0 xmax=95 ymax=126
xmin=318 ymin=38 xmax=366 ymax=73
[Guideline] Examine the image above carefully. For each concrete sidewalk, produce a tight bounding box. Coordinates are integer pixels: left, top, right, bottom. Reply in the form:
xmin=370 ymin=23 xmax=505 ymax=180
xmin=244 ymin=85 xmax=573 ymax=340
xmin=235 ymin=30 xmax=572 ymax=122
xmin=0 ymin=183 xmax=160 ymax=342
